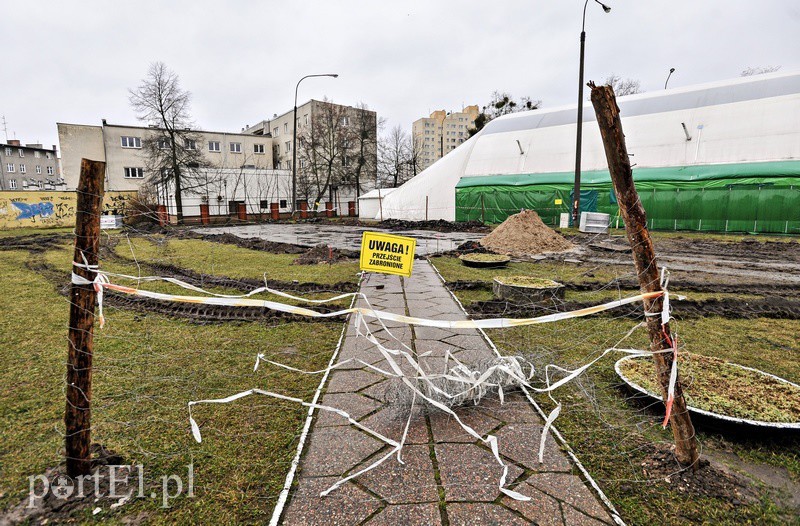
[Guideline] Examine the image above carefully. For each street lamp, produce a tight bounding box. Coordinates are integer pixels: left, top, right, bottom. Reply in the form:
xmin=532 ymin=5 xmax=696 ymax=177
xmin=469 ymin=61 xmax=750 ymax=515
xmin=292 ymin=73 xmax=338 ymax=215
xmin=664 ymin=67 xmax=676 ymax=89
xmin=572 ymin=0 xmax=611 ymax=226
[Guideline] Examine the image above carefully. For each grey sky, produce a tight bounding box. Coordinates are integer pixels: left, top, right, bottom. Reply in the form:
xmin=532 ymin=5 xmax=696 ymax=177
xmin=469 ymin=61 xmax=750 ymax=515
xmin=1 ymin=1 xmax=797 ymax=152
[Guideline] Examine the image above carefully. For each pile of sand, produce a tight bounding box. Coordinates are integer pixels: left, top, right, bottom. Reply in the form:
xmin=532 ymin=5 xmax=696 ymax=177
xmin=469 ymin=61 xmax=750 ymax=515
xmin=479 ymin=210 xmax=574 ymax=256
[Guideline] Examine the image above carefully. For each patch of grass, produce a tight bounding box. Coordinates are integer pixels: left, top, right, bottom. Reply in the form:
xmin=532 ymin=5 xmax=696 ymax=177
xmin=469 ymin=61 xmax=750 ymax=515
xmin=486 ymin=316 xmax=800 ymax=524
xmin=620 ymin=353 xmax=800 ymax=423
xmin=430 ymin=251 xmax=800 ymax=524
xmin=0 ymin=247 xmax=346 ymax=523
xmin=430 ymin=255 xmax=626 ymax=284
xmin=115 ymin=236 xmax=361 ymax=285
xmin=0 ymin=226 xmax=74 ymax=237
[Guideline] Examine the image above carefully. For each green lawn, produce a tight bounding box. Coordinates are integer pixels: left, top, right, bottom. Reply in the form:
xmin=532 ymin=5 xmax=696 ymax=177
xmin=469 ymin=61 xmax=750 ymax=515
xmin=115 ymin=236 xmax=361 ymax=285
xmin=0 ymin=240 xmax=347 ymax=523
xmin=429 ymin=257 xmax=800 ymax=525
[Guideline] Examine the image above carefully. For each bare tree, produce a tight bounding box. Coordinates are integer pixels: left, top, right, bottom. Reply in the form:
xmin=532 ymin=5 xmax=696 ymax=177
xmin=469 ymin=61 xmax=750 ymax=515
xmin=378 ymin=125 xmax=417 ymax=188
xmin=129 ymin=62 xmax=204 ymax=223
xmin=349 ymin=102 xmax=381 ymax=199
xmin=604 ymin=74 xmax=643 ymax=96
xmin=296 ymin=99 xmax=349 ymax=210
xmin=468 ymin=91 xmax=541 ymax=136
xmin=741 ymin=65 xmax=781 ymax=76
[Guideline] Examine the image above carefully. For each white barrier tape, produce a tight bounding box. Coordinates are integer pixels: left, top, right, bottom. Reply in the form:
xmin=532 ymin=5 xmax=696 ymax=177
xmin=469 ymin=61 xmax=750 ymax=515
xmin=75 ymin=265 xmax=665 ymax=330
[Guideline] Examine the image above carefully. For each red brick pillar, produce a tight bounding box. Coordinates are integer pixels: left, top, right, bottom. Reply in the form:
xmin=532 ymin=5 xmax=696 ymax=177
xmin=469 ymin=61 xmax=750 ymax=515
xmin=200 ymin=203 xmax=210 ymax=225
xmin=237 ymin=202 xmax=247 ymax=221
xmin=157 ymin=205 xmax=168 ymax=226
xmin=348 ymin=201 xmax=356 ymax=217
xmin=325 ymin=201 xmax=334 ymax=218
xmin=270 ymin=202 xmax=280 ymax=220
xmin=300 ymin=201 xmax=309 ymax=219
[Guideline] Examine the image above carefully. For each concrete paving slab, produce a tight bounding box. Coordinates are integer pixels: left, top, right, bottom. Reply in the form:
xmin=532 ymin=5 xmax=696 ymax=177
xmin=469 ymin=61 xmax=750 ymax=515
xmin=277 ymin=260 xmax=618 ymax=525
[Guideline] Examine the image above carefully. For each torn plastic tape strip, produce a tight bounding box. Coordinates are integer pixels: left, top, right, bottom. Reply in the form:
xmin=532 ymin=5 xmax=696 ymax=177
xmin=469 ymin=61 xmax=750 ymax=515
xmin=98 ymin=281 xmax=664 ymax=329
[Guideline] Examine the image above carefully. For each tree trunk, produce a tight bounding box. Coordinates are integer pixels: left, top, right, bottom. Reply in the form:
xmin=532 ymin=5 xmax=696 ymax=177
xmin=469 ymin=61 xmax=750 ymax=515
xmin=589 ymin=82 xmax=699 ymax=468
xmin=65 ymin=158 xmax=106 ymax=477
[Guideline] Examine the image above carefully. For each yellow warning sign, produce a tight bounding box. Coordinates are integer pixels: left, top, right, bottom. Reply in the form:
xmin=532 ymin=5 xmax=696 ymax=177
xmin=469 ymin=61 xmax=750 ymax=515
xmin=554 ymin=198 xmax=563 ymax=205
xmin=360 ymin=231 xmax=416 ymax=277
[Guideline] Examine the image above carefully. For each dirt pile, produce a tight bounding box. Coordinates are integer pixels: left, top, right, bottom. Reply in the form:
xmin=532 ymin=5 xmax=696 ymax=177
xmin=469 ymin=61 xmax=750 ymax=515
xmin=294 ymin=244 xmax=355 ymax=265
xmin=479 ymin=210 xmax=574 ymax=256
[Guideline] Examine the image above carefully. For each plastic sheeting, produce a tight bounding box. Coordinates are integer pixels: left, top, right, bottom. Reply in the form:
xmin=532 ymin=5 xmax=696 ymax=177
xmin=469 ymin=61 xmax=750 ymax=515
xmin=378 ymin=71 xmax=800 ymax=223
xmin=456 ymin=177 xmax=800 ymax=233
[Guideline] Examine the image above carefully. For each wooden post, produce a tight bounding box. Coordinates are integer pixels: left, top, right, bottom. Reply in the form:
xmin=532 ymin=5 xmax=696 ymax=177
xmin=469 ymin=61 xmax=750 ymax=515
xmin=480 ymin=194 xmax=485 ymax=223
xmin=66 ymin=158 xmax=106 ymax=477
xmin=425 ymin=195 xmax=429 ymax=221
xmin=589 ymin=83 xmax=699 ymax=467
xmin=378 ymin=188 xmax=383 ymax=222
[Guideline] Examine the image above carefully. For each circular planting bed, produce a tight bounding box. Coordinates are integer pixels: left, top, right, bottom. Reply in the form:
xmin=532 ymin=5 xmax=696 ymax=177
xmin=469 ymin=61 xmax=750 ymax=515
xmin=492 ymin=276 xmax=565 ymax=303
xmin=459 ymin=253 xmax=511 ymax=268
xmin=615 ymin=353 xmax=800 ymax=429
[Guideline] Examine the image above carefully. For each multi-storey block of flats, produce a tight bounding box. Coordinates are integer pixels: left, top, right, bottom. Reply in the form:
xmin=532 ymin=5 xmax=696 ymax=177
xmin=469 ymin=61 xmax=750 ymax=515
xmin=0 ymin=140 xmax=63 ymax=191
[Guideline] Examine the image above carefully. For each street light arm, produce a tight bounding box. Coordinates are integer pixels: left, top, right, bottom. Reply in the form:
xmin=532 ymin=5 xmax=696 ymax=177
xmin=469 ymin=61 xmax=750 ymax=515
xmin=295 ymin=74 xmax=340 ymax=106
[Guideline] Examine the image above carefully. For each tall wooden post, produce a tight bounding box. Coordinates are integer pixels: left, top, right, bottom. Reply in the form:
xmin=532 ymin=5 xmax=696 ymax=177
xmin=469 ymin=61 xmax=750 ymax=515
xmin=589 ymin=83 xmax=699 ymax=467
xmin=65 ymin=159 xmax=106 ymax=477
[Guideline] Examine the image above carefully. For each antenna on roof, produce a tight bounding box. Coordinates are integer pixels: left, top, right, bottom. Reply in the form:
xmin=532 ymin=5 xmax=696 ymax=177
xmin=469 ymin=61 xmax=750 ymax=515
xmin=1 ymin=115 xmax=7 ymax=141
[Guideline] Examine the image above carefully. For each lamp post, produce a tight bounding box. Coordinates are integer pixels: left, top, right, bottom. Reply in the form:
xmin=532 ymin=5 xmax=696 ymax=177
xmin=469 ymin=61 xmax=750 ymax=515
xmin=664 ymin=67 xmax=676 ymax=89
xmin=572 ymin=0 xmax=611 ymax=226
xmin=291 ymin=73 xmax=338 ymax=215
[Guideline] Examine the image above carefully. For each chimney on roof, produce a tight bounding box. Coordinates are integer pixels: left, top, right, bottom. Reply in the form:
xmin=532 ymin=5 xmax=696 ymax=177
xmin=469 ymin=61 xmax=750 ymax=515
xmin=8 ymin=139 xmax=20 ymax=146
xmin=101 ymin=119 xmax=107 ymax=126
xmin=52 ymin=144 xmax=57 ymax=154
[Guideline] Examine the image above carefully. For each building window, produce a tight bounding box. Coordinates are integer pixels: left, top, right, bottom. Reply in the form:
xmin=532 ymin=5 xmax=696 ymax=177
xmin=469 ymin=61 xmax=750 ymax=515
xmin=300 ymin=159 xmax=306 ymax=169
xmin=158 ymin=138 xmax=170 ymax=149
xmin=184 ymin=139 xmax=196 ymax=150
xmin=4 ymin=147 xmax=10 ymax=156
xmin=124 ymin=167 xmax=144 ymax=179
xmin=9 ymin=179 xmax=16 ymax=189
xmin=230 ymin=142 xmax=242 ymax=153
xmin=35 ymin=151 xmax=41 ymax=159
xmin=285 ymin=141 xmax=291 ymax=153
xmin=36 ymin=165 xmax=42 ymax=174
xmin=120 ymin=136 xmax=142 ymax=148
xmin=284 ymin=123 xmax=288 ymax=133
xmin=19 ymin=164 xmax=26 ymax=174
xmin=273 ymin=127 xmax=279 ymax=137
xmin=279 ymin=199 xmax=287 ymax=208
xmin=37 ymin=180 xmax=44 ymax=189
xmin=208 ymin=141 xmax=220 ymax=152
xmin=6 ymin=163 xmax=14 ymax=172
xmin=285 ymin=160 xmax=290 ymax=169
xmin=47 ymin=166 xmax=54 ymax=175
xmin=341 ymin=116 xmax=349 ymax=126
xmin=304 ymin=114 xmax=309 ymax=125
xmin=46 ymin=152 xmax=52 ymax=159
xmin=18 ymin=149 xmax=24 ymax=157
xmin=254 ymin=144 xmax=265 ymax=154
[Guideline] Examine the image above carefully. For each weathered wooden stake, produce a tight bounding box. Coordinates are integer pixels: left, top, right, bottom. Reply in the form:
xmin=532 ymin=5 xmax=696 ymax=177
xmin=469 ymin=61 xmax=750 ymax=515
xmin=589 ymin=83 xmax=699 ymax=467
xmin=65 ymin=158 xmax=106 ymax=477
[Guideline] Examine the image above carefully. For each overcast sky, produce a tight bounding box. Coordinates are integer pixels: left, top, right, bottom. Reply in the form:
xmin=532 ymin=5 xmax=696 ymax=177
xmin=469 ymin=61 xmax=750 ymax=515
xmin=1 ymin=1 xmax=797 ymax=151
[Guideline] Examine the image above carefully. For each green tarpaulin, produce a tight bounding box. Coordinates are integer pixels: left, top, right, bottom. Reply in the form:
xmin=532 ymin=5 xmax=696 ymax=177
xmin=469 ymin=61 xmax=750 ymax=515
xmin=455 ymin=161 xmax=800 ymax=233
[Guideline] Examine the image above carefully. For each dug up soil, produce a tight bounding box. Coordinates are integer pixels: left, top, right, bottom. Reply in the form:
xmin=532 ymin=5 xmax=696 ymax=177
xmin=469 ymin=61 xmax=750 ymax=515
xmin=480 ymin=210 xmax=574 ymax=257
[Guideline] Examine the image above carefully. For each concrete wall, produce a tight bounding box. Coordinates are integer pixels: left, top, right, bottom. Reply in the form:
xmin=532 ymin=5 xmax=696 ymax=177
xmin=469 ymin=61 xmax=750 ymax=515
xmin=57 ymin=124 xmax=106 ymax=190
xmin=0 ymin=190 xmax=137 ymax=229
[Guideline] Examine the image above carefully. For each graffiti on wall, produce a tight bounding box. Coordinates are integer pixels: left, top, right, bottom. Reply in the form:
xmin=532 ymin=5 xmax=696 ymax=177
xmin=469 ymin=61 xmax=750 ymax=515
xmin=0 ymin=191 xmax=137 ymax=229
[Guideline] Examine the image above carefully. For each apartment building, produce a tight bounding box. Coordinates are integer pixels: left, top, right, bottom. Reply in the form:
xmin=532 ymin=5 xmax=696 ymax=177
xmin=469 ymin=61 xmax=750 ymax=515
xmin=0 ymin=140 xmax=63 ymax=191
xmin=58 ymin=121 xmax=275 ymax=192
xmin=244 ymin=99 xmax=378 ymax=206
xmin=412 ymin=105 xmax=479 ymax=171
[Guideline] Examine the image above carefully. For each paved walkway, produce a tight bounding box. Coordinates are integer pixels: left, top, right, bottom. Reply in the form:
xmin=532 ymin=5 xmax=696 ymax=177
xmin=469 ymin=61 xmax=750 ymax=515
xmin=279 ymin=261 xmax=617 ymax=525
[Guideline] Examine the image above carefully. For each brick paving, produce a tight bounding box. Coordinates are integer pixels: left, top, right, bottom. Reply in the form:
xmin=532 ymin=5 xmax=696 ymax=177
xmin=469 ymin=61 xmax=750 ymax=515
xmin=279 ymin=261 xmax=619 ymax=525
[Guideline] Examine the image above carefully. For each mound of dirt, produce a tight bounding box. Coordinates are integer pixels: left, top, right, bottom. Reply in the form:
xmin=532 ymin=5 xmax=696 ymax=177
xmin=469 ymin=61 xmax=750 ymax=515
xmin=479 ymin=210 xmax=574 ymax=256
xmin=294 ymin=244 xmax=355 ymax=265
